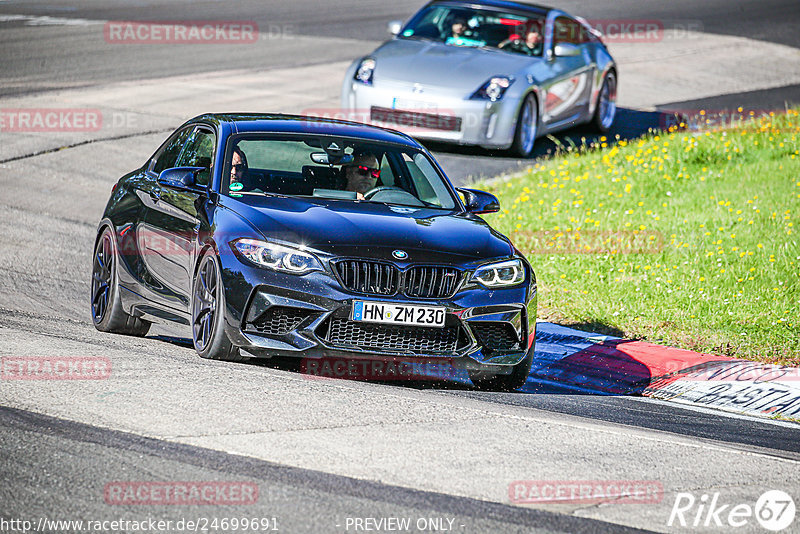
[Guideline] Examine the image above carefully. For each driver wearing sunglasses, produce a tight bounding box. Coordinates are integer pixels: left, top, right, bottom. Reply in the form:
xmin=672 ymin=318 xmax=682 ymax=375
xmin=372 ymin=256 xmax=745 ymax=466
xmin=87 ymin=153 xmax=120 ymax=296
xmin=344 ymin=152 xmax=380 ymax=200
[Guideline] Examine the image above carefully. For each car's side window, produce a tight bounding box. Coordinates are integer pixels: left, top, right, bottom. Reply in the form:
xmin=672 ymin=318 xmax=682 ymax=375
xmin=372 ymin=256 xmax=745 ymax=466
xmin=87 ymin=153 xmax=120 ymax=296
xmin=379 ymin=153 xmax=395 ymax=186
xmin=403 ymin=153 xmax=441 ymax=207
xmin=151 ymin=127 xmax=193 ymax=175
xmin=177 ymin=127 xmax=215 ymax=186
xmin=554 ymin=16 xmax=586 ymax=46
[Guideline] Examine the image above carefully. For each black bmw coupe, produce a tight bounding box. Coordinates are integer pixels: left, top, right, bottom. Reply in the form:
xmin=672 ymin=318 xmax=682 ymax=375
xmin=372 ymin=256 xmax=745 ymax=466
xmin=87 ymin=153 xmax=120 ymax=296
xmin=92 ymin=114 xmax=537 ymax=390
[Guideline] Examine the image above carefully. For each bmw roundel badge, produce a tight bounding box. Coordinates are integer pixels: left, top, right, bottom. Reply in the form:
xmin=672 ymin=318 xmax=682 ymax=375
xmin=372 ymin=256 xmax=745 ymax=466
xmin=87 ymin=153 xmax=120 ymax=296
xmin=392 ymin=250 xmax=408 ymax=260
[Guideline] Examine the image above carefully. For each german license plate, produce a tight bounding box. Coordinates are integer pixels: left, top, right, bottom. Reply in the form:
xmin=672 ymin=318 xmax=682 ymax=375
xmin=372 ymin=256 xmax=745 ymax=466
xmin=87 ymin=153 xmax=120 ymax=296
xmin=391 ymin=97 xmax=439 ymax=112
xmin=352 ymin=301 xmax=446 ymax=328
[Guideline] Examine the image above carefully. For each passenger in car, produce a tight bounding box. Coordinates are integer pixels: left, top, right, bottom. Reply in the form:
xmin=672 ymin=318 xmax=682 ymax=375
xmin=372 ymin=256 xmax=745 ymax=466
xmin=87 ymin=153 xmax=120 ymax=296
xmin=343 ymin=152 xmax=380 ymax=200
xmin=499 ymin=21 xmax=543 ymax=55
xmin=445 ymin=16 xmax=484 ymax=47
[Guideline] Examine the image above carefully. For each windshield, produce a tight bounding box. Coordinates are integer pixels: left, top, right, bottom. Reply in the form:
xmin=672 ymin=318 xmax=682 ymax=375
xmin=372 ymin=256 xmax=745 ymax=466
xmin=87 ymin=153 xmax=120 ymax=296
xmin=400 ymin=3 xmax=546 ymax=57
xmin=223 ymin=135 xmax=458 ymax=210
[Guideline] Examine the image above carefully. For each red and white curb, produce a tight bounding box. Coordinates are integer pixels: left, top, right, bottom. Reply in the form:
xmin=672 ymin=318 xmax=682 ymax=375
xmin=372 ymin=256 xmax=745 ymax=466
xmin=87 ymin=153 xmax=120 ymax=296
xmin=531 ymin=322 xmax=800 ymax=420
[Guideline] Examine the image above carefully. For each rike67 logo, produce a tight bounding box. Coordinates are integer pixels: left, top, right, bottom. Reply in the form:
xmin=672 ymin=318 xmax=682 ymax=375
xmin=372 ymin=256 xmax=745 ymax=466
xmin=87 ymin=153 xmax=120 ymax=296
xmin=668 ymin=490 xmax=795 ymax=531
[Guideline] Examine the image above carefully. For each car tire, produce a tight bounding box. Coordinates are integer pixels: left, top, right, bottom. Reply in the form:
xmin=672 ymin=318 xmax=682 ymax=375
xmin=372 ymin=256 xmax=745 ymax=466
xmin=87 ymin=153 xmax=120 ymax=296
xmin=510 ymin=93 xmax=538 ymax=158
xmin=591 ymin=70 xmax=617 ymax=133
xmin=91 ymin=227 xmax=151 ymax=336
xmin=468 ymin=342 xmax=534 ymax=392
xmin=191 ymin=249 xmax=243 ymax=362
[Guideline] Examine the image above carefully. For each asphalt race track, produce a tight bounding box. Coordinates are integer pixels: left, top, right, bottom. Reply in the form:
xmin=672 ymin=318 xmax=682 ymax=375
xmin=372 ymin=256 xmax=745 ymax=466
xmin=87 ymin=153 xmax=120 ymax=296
xmin=1 ymin=1 xmax=800 ymax=533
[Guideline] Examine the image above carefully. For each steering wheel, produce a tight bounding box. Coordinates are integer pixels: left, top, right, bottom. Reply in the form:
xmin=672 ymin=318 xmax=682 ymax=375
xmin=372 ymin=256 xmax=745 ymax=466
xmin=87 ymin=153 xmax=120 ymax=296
xmin=363 ymin=186 xmax=425 ymax=207
xmin=363 ymin=186 xmax=406 ymax=200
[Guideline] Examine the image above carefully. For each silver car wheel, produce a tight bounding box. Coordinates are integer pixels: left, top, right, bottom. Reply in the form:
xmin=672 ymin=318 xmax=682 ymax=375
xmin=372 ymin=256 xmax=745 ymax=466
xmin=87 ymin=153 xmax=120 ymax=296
xmin=598 ymin=72 xmax=617 ymax=130
xmin=519 ymin=96 xmax=537 ymax=155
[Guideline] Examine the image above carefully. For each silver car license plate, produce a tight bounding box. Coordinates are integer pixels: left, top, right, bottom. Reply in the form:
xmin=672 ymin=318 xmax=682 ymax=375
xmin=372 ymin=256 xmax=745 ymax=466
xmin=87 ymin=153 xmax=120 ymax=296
xmin=352 ymin=301 xmax=446 ymax=328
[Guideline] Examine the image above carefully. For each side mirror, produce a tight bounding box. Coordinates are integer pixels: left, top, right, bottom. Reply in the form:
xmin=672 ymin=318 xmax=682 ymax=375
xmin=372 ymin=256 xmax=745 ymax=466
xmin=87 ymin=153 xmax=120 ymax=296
xmin=388 ymin=20 xmax=403 ymax=36
xmin=554 ymin=42 xmax=581 ymax=57
xmin=157 ymin=167 xmax=206 ymax=193
xmin=458 ymin=188 xmax=500 ymax=214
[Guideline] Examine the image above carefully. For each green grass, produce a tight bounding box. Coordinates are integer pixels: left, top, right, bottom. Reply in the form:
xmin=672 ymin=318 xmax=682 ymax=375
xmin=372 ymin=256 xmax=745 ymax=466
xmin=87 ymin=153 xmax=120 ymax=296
xmin=771 ymin=413 xmax=800 ymax=423
xmin=478 ymin=110 xmax=800 ymax=365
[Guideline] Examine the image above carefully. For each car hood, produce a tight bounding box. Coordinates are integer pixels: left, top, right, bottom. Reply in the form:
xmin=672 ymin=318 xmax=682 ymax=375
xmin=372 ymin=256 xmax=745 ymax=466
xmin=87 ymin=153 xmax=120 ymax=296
xmin=223 ymin=195 xmax=513 ymax=264
xmin=372 ymin=38 xmax=536 ymax=91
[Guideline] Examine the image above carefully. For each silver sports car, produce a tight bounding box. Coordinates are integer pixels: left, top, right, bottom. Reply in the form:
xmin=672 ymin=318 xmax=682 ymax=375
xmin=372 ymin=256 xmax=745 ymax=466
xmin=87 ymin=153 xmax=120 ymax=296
xmin=341 ymin=0 xmax=617 ymax=157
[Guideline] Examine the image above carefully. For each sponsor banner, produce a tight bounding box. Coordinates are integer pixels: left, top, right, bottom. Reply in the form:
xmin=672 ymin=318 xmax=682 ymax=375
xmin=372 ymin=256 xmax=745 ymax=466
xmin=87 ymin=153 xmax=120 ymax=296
xmin=1 ymin=356 xmax=111 ymax=380
xmin=651 ymin=361 xmax=800 ymax=384
xmin=646 ymin=376 xmax=800 ymax=419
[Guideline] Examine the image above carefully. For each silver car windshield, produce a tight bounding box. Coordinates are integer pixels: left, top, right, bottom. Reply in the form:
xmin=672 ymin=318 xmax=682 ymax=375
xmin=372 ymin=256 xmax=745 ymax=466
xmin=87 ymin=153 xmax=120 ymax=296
xmin=224 ymin=135 xmax=458 ymax=210
xmin=400 ymin=4 xmax=546 ymax=57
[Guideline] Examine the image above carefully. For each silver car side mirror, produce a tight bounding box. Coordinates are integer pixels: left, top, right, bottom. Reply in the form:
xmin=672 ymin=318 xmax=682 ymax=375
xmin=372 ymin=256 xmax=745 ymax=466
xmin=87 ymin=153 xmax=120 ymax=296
xmin=554 ymin=43 xmax=581 ymax=57
xmin=387 ymin=20 xmax=403 ymax=36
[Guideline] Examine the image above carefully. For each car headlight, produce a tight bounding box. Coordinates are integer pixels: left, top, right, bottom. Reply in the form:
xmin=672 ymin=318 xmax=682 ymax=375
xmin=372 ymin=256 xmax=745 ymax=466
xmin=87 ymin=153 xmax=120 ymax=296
xmin=472 ymin=258 xmax=526 ymax=287
xmin=471 ymin=76 xmax=514 ymax=101
xmin=354 ymin=57 xmax=376 ymax=85
xmin=232 ymin=239 xmax=322 ymax=274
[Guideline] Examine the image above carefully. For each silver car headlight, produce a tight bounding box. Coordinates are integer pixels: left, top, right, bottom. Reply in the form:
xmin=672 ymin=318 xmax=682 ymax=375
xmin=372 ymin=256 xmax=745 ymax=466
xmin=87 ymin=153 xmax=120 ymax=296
xmin=472 ymin=258 xmax=526 ymax=287
xmin=471 ymin=76 xmax=514 ymax=101
xmin=232 ymin=239 xmax=322 ymax=274
xmin=354 ymin=57 xmax=376 ymax=85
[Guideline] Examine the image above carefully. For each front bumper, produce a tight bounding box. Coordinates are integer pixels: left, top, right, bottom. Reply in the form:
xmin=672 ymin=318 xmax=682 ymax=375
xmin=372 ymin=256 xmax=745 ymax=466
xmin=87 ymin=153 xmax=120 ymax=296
xmin=219 ymin=254 xmax=536 ymax=368
xmin=342 ymin=79 xmax=521 ymax=150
